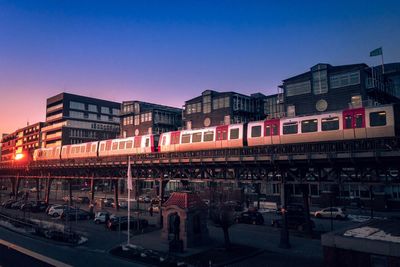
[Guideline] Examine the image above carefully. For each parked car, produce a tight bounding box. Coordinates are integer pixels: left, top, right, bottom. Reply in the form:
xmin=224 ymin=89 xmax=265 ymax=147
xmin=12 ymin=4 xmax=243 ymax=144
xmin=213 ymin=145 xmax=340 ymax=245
xmin=80 ymin=187 xmax=90 ymax=191
xmin=235 ymin=211 xmax=264 ymax=225
xmin=2 ymin=199 xmax=17 ymax=208
xmin=47 ymin=205 xmax=68 ymax=217
xmin=10 ymin=200 xmax=25 ymax=209
xmin=94 ymin=211 xmax=112 ymax=224
xmin=314 ymin=207 xmax=347 ymax=220
xmin=102 ymin=198 xmax=114 ymax=207
xmin=20 ymin=201 xmax=48 ymax=212
xmin=60 ymin=209 xmax=92 ymax=220
xmin=138 ymin=195 xmax=151 ymax=203
xmin=225 ymin=201 xmax=244 ymax=212
xmin=29 ymin=187 xmax=38 ymax=193
xmin=0 ymin=185 xmax=7 ymax=190
xmin=148 ymin=205 xmax=160 ymax=213
xmin=107 ymin=216 xmax=148 ymax=231
xmin=62 ymin=196 xmax=71 ymax=203
xmin=75 ymin=196 xmax=90 ymax=204
xmin=272 ymin=213 xmax=315 ymax=231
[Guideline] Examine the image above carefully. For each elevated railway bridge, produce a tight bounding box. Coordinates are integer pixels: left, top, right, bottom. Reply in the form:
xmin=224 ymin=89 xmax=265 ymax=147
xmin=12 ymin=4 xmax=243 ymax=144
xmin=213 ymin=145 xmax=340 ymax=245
xmin=0 ymin=137 xmax=399 ymax=209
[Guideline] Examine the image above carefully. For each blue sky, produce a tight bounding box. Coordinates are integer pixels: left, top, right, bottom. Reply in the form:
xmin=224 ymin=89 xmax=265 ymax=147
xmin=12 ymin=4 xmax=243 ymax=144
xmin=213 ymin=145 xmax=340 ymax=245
xmin=0 ymin=0 xmax=399 ymax=135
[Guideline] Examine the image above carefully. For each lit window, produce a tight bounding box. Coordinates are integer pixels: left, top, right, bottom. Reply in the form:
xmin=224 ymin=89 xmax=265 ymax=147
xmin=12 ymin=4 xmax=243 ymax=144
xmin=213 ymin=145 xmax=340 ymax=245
xmin=283 ymin=122 xmax=298 ymax=135
xmin=370 ymin=111 xmax=387 ymax=127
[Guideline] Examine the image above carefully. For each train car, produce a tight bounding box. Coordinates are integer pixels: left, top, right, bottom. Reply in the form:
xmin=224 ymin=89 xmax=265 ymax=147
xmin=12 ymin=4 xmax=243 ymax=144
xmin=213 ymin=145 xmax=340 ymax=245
xmin=159 ymin=124 xmax=245 ymax=153
xmin=61 ymin=141 xmax=98 ymax=159
xmin=247 ymin=119 xmax=280 ymax=146
xmin=98 ymin=135 xmax=158 ymax=157
xmin=33 ymin=146 xmax=61 ymax=161
xmin=363 ymin=105 xmax=396 ymax=139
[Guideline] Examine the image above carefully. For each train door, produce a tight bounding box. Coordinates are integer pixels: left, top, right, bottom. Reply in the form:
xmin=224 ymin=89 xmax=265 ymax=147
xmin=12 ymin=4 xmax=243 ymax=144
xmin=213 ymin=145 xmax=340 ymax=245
xmin=264 ymin=119 xmax=280 ymax=145
xmin=216 ymin=125 xmax=228 ymax=149
xmin=170 ymin=131 xmax=180 ymax=152
xmin=343 ymin=108 xmax=366 ymax=139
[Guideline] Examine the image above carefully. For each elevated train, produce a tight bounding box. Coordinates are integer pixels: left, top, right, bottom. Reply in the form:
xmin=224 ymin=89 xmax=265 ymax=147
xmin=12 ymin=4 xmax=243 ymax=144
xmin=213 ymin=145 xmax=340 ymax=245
xmin=33 ymin=104 xmax=400 ymax=161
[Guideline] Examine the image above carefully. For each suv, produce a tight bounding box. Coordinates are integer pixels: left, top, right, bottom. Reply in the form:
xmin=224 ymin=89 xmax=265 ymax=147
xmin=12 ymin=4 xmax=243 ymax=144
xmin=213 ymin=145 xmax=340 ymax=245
xmin=236 ymin=211 xmax=264 ymax=225
xmin=47 ymin=205 xmax=68 ymax=217
xmin=94 ymin=211 xmax=111 ymax=224
xmin=107 ymin=216 xmax=148 ymax=231
xmin=21 ymin=201 xmax=48 ymax=212
xmin=315 ymin=207 xmax=347 ymax=220
xmin=60 ymin=209 xmax=92 ymax=220
xmin=272 ymin=204 xmax=315 ymax=231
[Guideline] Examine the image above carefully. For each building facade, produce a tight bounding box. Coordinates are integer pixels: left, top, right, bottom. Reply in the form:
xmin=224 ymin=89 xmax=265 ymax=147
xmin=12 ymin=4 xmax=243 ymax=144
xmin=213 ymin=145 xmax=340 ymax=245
xmin=281 ymin=63 xmax=400 ymax=117
xmin=0 ymin=122 xmax=44 ymax=162
xmin=120 ymin=101 xmax=182 ymax=137
xmin=183 ymin=90 xmax=282 ymax=130
xmin=42 ymin=93 xmax=120 ymax=148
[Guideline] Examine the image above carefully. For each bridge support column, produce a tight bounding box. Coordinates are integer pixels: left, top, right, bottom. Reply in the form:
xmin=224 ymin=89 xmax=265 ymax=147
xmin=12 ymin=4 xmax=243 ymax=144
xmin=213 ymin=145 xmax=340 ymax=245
xmin=157 ymin=178 xmax=169 ymax=228
xmin=68 ymin=180 xmax=73 ymax=206
xmin=10 ymin=178 xmax=16 ymax=199
xmin=45 ymin=178 xmax=53 ymax=205
xmin=302 ymin=184 xmax=313 ymax=238
xmin=36 ymin=179 xmax=40 ymax=200
xmin=90 ymin=176 xmax=95 ymax=214
xmin=181 ymin=180 xmax=189 ymax=190
xmin=14 ymin=177 xmax=21 ymax=200
xmin=114 ymin=180 xmax=119 ymax=211
xmin=279 ymin=173 xmax=290 ymax=249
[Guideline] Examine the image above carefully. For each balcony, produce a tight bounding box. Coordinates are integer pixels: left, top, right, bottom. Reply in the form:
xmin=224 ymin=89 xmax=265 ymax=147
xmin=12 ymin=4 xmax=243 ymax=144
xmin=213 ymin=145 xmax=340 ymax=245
xmin=46 ymin=103 xmax=64 ymax=113
xmin=46 ymin=113 xmax=63 ymax=122
xmin=42 ymin=121 xmax=67 ymax=132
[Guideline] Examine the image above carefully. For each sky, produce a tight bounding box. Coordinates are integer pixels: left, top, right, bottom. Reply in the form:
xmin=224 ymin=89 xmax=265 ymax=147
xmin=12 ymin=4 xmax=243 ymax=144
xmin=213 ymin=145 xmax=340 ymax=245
xmin=0 ymin=0 xmax=399 ymax=136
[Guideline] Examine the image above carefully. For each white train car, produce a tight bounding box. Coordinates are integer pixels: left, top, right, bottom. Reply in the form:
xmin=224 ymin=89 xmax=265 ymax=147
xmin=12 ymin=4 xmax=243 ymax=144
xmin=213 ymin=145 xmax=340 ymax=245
xmin=33 ymin=146 xmax=61 ymax=161
xmin=61 ymin=142 xmax=98 ymax=159
xmin=159 ymin=124 xmax=245 ymax=153
xmin=98 ymin=135 xmax=157 ymax=157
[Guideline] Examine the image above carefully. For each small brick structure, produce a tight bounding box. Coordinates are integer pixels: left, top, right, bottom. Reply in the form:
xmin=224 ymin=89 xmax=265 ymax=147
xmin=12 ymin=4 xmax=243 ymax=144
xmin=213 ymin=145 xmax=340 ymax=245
xmin=161 ymin=191 xmax=209 ymax=250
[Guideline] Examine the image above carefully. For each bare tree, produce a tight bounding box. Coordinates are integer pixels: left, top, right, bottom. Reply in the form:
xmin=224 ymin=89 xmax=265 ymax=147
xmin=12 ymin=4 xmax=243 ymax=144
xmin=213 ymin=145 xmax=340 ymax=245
xmin=210 ymin=203 xmax=236 ymax=250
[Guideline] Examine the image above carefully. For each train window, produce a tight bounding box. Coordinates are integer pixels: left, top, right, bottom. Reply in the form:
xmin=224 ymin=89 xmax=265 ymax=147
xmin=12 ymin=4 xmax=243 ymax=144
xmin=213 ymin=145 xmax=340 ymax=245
xmin=345 ymin=115 xmax=352 ymax=129
xmin=126 ymin=141 xmax=133 ymax=149
xmin=91 ymin=144 xmax=96 ymax=152
xmin=100 ymin=143 xmax=105 ymax=151
xmin=355 ymin=114 xmax=363 ymax=128
xmin=192 ymin=132 xmax=202 ymax=143
xmin=119 ymin=141 xmax=126 ymax=150
xmin=265 ymin=125 xmax=271 ymax=136
xmin=112 ymin=142 xmax=118 ymax=150
xmin=204 ymin=131 xmax=214 ymax=142
xmin=251 ymin=126 xmax=262 ymax=137
xmin=182 ymin=134 xmax=191 ymax=144
xmin=301 ymin=119 xmax=318 ymax=133
xmin=370 ymin=111 xmax=387 ymax=127
xmin=145 ymin=138 xmax=150 ymax=147
xmin=171 ymin=133 xmax=180 ymax=145
xmin=283 ymin=122 xmax=298 ymax=135
xmin=272 ymin=124 xmax=278 ymax=136
xmin=161 ymin=136 xmax=166 ymax=146
xmin=230 ymin=128 xmax=239 ymax=139
xmin=80 ymin=146 xmax=85 ymax=153
xmin=322 ymin=117 xmax=339 ymax=131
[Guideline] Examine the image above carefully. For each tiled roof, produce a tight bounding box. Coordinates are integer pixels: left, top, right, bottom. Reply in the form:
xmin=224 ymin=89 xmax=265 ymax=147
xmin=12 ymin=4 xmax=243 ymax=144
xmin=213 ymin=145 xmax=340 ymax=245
xmin=163 ymin=192 xmax=207 ymax=210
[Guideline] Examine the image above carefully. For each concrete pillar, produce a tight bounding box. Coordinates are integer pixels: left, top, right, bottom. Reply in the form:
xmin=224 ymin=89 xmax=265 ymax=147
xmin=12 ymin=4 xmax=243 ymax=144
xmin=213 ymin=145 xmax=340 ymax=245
xmin=36 ymin=179 xmax=40 ymax=201
xmin=279 ymin=172 xmax=290 ymax=249
xmin=90 ymin=176 xmax=95 ymax=214
xmin=15 ymin=177 xmax=21 ymax=200
xmin=114 ymin=180 xmax=119 ymax=211
xmin=10 ymin=178 xmax=16 ymax=199
xmin=302 ymin=183 xmax=313 ymax=237
xmin=45 ymin=178 xmax=53 ymax=204
xmin=68 ymin=180 xmax=73 ymax=206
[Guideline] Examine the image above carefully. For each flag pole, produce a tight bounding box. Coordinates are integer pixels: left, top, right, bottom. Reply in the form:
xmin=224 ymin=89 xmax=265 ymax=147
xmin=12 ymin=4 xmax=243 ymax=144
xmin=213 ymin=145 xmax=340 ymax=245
xmin=127 ymin=156 xmax=131 ymax=245
xmin=381 ymin=48 xmax=385 ymax=74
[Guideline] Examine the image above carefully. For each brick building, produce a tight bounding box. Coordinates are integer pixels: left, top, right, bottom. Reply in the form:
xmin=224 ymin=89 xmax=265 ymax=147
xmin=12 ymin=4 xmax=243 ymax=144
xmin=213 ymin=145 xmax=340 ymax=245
xmin=120 ymin=101 xmax=182 ymax=137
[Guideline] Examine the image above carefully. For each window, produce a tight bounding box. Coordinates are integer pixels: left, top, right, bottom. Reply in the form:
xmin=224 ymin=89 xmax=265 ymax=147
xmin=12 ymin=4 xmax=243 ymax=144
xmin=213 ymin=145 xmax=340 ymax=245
xmin=283 ymin=122 xmax=298 ymax=134
xmin=330 ymin=71 xmax=360 ymax=89
xmin=80 ymin=146 xmax=85 ymax=153
xmin=286 ymin=81 xmax=311 ymax=97
xmin=161 ymin=136 xmax=166 ymax=146
xmin=204 ymin=131 xmax=214 ymax=142
xmin=355 ymin=113 xmax=363 ymax=128
xmin=134 ymin=137 xmax=141 ymax=148
xmin=370 ymin=111 xmax=387 ymax=127
xmin=88 ymin=113 xmax=97 ymax=120
xmin=88 ymin=104 xmax=97 ymax=112
xmin=322 ymin=117 xmax=339 ymax=131
xmin=213 ymin=97 xmax=230 ymax=110
xmin=251 ymin=126 xmax=262 ymax=137
xmin=126 ymin=141 xmax=133 ymax=149
xmin=230 ymin=128 xmax=239 ymax=139
xmin=203 ymin=95 xmax=211 ymax=114
xmin=112 ymin=142 xmax=118 ymax=150
xmin=192 ymin=132 xmax=202 ymax=143
xmin=70 ymin=101 xmax=85 ymax=110
xmin=265 ymin=125 xmax=271 ymax=136
xmin=181 ymin=134 xmax=191 ymax=144
xmin=101 ymin=107 xmax=110 ymax=114
xmin=186 ymin=102 xmax=202 ymax=114
xmin=70 ymin=111 xmax=84 ymax=119
xmin=345 ymin=115 xmax=352 ymax=128
xmin=119 ymin=141 xmax=125 ymax=149
xmin=134 ymin=115 xmax=140 ymax=125
xmin=112 ymin=108 xmax=120 ymax=115
xmin=313 ymin=70 xmax=328 ymax=94
xmin=145 ymin=138 xmax=149 ymax=147
xmin=171 ymin=133 xmax=180 ymax=145
xmin=272 ymin=124 xmax=278 ymax=135
xmin=100 ymin=115 xmax=108 ymax=121
xmin=301 ymin=119 xmax=318 ymax=133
